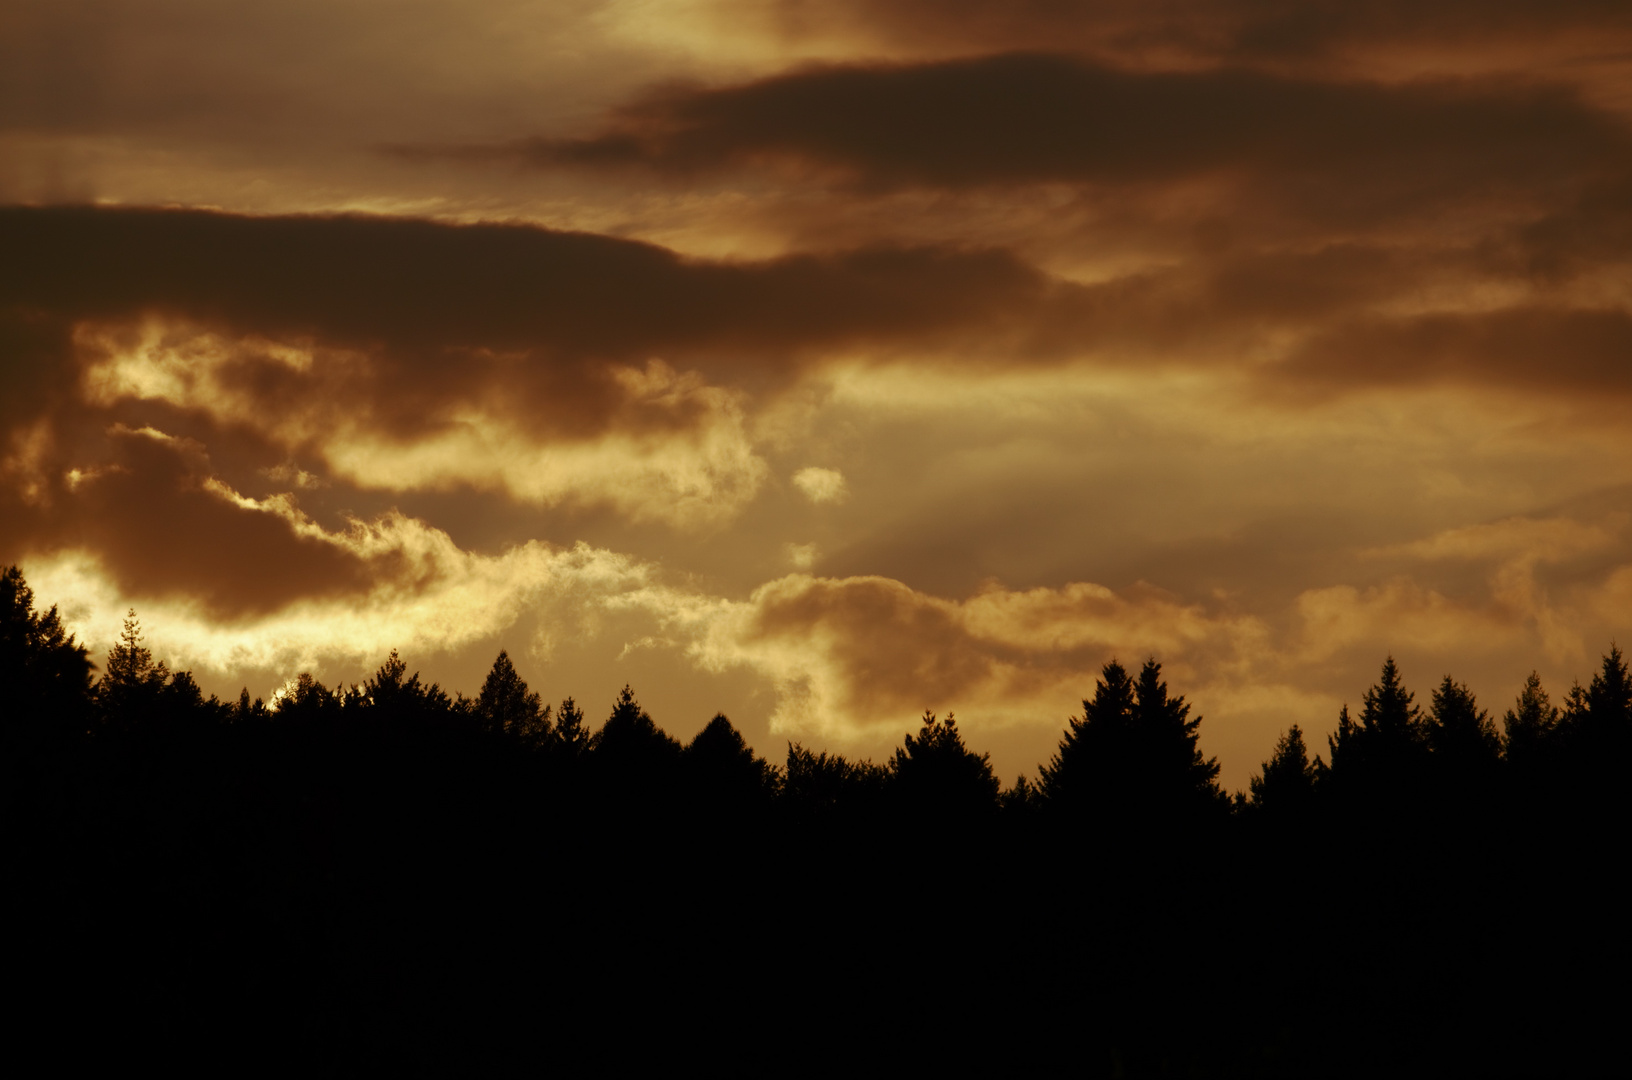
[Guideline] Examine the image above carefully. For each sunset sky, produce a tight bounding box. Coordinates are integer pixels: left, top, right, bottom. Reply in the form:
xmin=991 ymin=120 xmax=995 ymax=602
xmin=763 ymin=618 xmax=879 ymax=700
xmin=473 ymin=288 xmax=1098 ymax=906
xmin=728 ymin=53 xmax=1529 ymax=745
xmin=4 ymin=0 xmax=1631 ymax=787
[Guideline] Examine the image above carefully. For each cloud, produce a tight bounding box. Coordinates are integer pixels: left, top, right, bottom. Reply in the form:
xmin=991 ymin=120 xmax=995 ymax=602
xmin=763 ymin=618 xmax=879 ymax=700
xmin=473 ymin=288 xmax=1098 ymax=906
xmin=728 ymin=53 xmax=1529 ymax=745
xmin=792 ymin=465 xmax=847 ymax=504
xmin=76 ymin=322 xmax=769 ymax=526
xmin=0 ymin=206 xmax=1099 ymax=527
xmin=1277 ymin=306 xmax=1632 ymax=397
xmin=759 ymin=1 xmax=1632 ymax=71
xmin=21 ymin=505 xmax=654 ymax=681
xmin=451 ymin=53 xmax=1629 ymax=217
xmin=1358 ymin=514 xmax=1626 ymax=662
xmin=1366 ymin=515 xmax=1618 ymax=565
xmin=0 ymin=205 xmax=1049 ymax=367
xmin=624 ymin=571 xmax=1268 ymax=743
xmin=785 ymin=541 xmax=818 ymax=568
xmin=1 ymin=424 xmax=377 ymax=617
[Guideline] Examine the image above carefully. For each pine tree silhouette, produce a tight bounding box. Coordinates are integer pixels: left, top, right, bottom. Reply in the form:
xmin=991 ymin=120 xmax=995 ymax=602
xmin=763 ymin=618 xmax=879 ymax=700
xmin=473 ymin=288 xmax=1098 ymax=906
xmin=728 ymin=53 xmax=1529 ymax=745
xmin=1502 ymin=671 xmax=1558 ymax=768
xmin=1327 ymin=656 xmax=1427 ymax=799
xmin=1 ymin=565 xmax=93 ymax=750
xmin=1038 ymin=658 xmax=1223 ymax=829
xmin=685 ymin=713 xmax=779 ymax=811
xmin=553 ymin=696 xmax=590 ymax=759
xmin=477 ymin=649 xmax=550 ymax=742
xmin=1248 ymin=724 xmax=1322 ymax=816
xmin=97 ymin=609 xmax=171 ymax=727
xmin=889 ymin=710 xmax=1000 ymax=818
xmin=1427 ymin=676 xmax=1500 ymax=774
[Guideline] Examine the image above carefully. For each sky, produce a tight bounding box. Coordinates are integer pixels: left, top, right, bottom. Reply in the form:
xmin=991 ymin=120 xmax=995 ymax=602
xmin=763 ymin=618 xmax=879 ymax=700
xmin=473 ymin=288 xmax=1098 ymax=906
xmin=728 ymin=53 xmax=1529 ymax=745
xmin=4 ymin=0 xmax=1631 ymax=788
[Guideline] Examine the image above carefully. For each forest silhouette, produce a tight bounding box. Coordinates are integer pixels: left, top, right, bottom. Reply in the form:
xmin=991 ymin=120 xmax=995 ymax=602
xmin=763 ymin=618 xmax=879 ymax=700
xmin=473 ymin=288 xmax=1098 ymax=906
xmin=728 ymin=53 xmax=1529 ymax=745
xmin=4 ymin=564 xmax=1627 ymax=1074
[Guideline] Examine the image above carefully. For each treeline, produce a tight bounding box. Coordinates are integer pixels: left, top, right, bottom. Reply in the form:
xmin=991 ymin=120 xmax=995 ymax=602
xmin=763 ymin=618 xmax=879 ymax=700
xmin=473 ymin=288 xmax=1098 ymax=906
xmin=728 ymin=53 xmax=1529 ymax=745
xmin=5 ymin=565 xmax=1628 ymax=1075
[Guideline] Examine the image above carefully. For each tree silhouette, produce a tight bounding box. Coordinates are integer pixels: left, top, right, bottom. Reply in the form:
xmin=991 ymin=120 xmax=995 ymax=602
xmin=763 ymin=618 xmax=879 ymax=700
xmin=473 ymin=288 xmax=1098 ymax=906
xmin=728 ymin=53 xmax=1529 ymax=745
xmin=1574 ymin=644 xmax=1631 ymax=745
xmin=594 ymin=686 xmax=678 ymax=756
xmin=96 ymin=608 xmax=173 ymax=727
xmin=277 ymin=672 xmax=342 ymax=724
xmin=1502 ymin=671 xmax=1558 ymax=768
xmin=1327 ymin=656 xmax=1426 ymax=797
xmin=1038 ymin=658 xmax=1224 ymax=829
xmin=1426 ymin=676 xmax=1500 ymax=776
xmin=1 ymin=565 xmax=94 ymax=752
xmin=783 ymin=743 xmax=887 ymax=820
xmin=685 ymin=713 xmax=779 ymax=810
xmin=1560 ymin=644 xmax=1632 ymax=790
xmin=999 ymin=773 xmax=1041 ymax=817
xmin=361 ymin=648 xmax=451 ymax=722
xmin=476 ymin=649 xmax=550 ymax=743
xmin=553 ymin=696 xmax=590 ymax=759
xmin=230 ymin=686 xmax=271 ymax=724
xmin=888 ymin=710 xmax=1000 ymax=819
xmin=4 ymin=556 xmax=1629 ymax=1074
xmin=1248 ymin=724 xmax=1322 ymax=817
xmin=591 ymin=686 xmax=681 ymax=809
xmin=1039 ymin=658 xmax=1136 ymax=814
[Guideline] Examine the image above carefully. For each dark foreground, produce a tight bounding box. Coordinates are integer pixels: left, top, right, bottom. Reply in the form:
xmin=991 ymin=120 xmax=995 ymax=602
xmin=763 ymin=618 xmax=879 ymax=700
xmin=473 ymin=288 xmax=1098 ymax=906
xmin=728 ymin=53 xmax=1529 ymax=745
xmin=6 ymin=567 xmax=1628 ymax=1074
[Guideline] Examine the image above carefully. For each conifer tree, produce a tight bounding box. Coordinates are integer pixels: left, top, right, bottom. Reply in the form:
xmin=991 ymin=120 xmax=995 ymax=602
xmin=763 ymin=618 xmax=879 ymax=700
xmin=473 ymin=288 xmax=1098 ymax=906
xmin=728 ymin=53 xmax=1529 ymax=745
xmin=1038 ymin=658 xmax=1223 ymax=826
xmin=278 ymin=673 xmax=341 ymax=723
xmin=592 ymin=686 xmax=680 ymax=764
xmin=97 ymin=609 xmax=170 ymax=725
xmin=102 ymin=609 xmax=162 ymax=690
xmin=361 ymin=649 xmax=450 ymax=721
xmin=1562 ymin=643 xmax=1632 ymax=773
xmin=685 ymin=713 xmax=779 ymax=806
xmin=1248 ymin=724 xmax=1321 ymax=816
xmin=1038 ymin=658 xmax=1137 ymax=814
xmin=1327 ymin=656 xmax=1426 ymax=795
xmin=999 ymin=773 xmax=1041 ymax=817
xmin=1426 ymin=676 xmax=1501 ymax=772
xmin=1582 ymin=644 xmax=1631 ymax=733
xmin=1133 ymin=658 xmax=1226 ymax=816
xmin=1 ymin=565 xmax=93 ymax=747
xmin=1502 ymin=671 xmax=1558 ymax=766
xmin=889 ymin=710 xmax=1000 ymax=817
xmin=476 ymin=649 xmax=549 ymax=742
xmin=1362 ymin=656 xmax=1424 ymax=746
xmin=554 ymin=696 xmax=590 ymax=758
xmin=783 ymin=743 xmax=887 ymax=818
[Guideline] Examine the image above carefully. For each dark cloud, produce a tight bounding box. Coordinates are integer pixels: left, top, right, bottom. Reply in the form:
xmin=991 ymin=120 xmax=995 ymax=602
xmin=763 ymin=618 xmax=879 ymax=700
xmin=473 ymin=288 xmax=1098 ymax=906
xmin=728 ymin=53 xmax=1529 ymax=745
xmin=0 ymin=426 xmax=377 ymax=617
xmin=1215 ymin=0 xmax=1632 ymax=60
xmin=744 ymin=575 xmax=1006 ymax=713
xmin=1279 ymin=306 xmax=1632 ymax=395
xmin=8 ymin=205 xmax=1618 ymax=450
xmin=443 ymin=53 xmax=1629 ymax=216
xmin=0 ymin=203 xmax=1044 ymax=358
xmin=0 ymin=204 xmax=1058 ymax=445
xmin=0 ymin=309 xmax=78 ymax=431
xmin=768 ymin=1 xmax=1632 ymax=66
xmin=1502 ymin=176 xmax=1632 ymax=281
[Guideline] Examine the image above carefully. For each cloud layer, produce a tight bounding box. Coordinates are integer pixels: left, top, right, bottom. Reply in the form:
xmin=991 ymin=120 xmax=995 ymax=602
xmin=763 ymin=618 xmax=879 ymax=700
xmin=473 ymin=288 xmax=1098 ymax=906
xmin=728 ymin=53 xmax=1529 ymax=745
xmin=5 ymin=3 xmax=1631 ymax=785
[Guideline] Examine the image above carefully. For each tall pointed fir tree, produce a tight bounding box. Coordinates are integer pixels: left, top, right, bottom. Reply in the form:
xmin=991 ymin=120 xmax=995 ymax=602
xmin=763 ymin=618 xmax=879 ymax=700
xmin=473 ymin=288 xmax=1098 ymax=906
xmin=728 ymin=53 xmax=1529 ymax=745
xmin=97 ymin=609 xmax=170 ymax=727
xmin=1426 ymin=676 xmax=1501 ymax=775
xmin=476 ymin=649 xmax=550 ymax=743
xmin=1 ymin=565 xmax=93 ymax=752
xmin=1039 ymin=658 xmax=1224 ymax=831
xmin=1327 ymin=656 xmax=1427 ymax=799
xmin=1248 ymin=724 xmax=1322 ymax=818
xmin=1502 ymin=671 xmax=1558 ymax=769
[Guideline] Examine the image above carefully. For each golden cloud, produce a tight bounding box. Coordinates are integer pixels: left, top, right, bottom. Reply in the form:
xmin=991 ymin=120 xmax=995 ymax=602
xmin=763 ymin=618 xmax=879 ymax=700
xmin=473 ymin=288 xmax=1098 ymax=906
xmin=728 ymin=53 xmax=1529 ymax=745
xmin=616 ymin=571 xmax=1270 ymax=743
xmin=791 ymin=466 xmax=848 ymax=504
xmin=23 ymin=508 xmax=652 ymax=684
xmin=76 ymin=320 xmax=768 ymax=527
